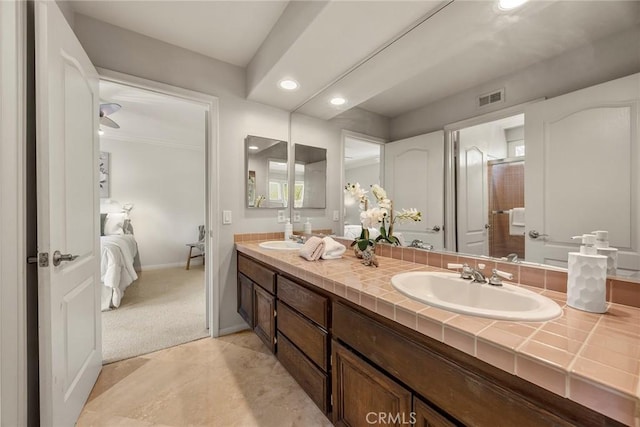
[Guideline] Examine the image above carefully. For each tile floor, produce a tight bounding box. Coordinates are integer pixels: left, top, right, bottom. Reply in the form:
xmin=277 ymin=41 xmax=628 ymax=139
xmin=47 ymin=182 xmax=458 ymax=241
xmin=78 ymin=331 xmax=333 ymax=427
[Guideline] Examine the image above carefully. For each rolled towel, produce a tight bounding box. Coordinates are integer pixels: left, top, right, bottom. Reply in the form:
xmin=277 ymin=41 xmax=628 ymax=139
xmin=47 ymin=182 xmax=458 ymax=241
xmin=299 ymin=236 xmax=325 ymax=261
xmin=321 ymin=236 xmax=346 ymax=259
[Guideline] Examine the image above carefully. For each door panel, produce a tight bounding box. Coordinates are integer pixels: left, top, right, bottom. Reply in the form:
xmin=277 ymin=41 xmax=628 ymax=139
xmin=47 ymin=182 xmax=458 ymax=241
xmin=385 ymin=131 xmax=444 ymax=249
xmin=458 ymin=146 xmax=487 ymax=255
xmin=253 ymin=285 xmax=275 ymax=352
xmin=525 ymin=73 xmax=640 ymax=273
xmin=36 ymin=2 xmax=101 ymax=426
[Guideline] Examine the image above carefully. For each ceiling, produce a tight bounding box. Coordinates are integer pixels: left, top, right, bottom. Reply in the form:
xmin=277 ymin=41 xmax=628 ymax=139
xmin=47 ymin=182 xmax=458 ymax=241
xmin=69 ymin=0 xmax=289 ymax=67
xmin=99 ymin=80 xmax=205 ymax=147
xmin=71 ymin=1 xmax=640 ymax=122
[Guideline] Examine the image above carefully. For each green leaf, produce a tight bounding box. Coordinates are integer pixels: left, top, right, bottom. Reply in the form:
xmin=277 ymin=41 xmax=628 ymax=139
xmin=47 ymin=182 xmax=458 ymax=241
xmin=363 ymin=228 xmax=370 ymax=240
xmin=388 ymin=235 xmax=400 ymax=245
xmin=357 ymin=240 xmax=369 ymax=251
xmin=379 ymin=226 xmax=387 ymax=238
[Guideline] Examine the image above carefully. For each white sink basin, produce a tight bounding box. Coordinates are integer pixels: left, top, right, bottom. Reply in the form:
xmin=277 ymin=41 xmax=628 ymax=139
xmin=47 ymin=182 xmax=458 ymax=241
xmin=391 ymin=271 xmax=562 ymax=321
xmin=259 ymin=241 xmax=303 ymax=250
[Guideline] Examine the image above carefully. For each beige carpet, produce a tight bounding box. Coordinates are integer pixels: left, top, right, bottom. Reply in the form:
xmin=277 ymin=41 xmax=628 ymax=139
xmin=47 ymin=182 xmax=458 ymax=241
xmin=102 ymin=265 xmax=209 ymax=364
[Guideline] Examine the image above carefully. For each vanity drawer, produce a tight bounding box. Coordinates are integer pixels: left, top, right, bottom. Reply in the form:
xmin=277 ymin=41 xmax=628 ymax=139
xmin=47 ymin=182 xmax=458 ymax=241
xmin=277 ymin=276 xmax=328 ymax=328
xmin=277 ymin=302 xmax=328 ymax=372
xmin=277 ymin=332 xmax=329 ymax=414
xmin=238 ymin=254 xmax=275 ymax=293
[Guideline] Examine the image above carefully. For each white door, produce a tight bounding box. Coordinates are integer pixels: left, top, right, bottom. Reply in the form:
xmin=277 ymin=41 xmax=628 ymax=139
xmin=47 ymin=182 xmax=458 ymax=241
xmin=525 ymin=73 xmax=640 ymax=273
xmin=456 ymin=136 xmax=489 ymax=256
xmin=385 ymin=131 xmax=444 ymax=249
xmin=36 ymin=2 xmax=102 ymax=426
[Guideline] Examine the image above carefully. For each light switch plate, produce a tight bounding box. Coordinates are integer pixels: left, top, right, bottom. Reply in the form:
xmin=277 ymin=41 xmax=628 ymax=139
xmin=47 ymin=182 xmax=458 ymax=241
xmin=293 ymin=211 xmax=301 ymax=222
xmin=223 ymin=210 xmax=232 ymax=225
xmin=277 ymin=210 xmax=286 ymax=223
xmin=333 ymin=210 xmax=340 ymax=221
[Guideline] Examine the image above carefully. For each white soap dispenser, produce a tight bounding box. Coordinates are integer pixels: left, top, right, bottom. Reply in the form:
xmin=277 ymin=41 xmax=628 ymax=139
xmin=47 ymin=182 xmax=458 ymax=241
xmin=284 ymin=218 xmax=293 ymax=241
xmin=592 ymin=230 xmax=618 ymax=276
xmin=304 ymin=217 xmax=312 ymax=235
xmin=567 ymin=234 xmax=608 ymax=313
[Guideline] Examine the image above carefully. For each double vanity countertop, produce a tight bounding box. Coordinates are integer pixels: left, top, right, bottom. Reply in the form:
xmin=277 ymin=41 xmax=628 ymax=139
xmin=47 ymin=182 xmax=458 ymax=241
xmin=236 ymin=241 xmax=640 ymax=426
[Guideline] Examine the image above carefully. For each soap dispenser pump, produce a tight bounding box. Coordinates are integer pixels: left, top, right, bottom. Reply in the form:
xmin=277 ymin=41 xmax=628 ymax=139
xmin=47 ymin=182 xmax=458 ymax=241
xmin=567 ymin=234 xmax=607 ymax=313
xmin=304 ymin=217 xmax=312 ymax=235
xmin=591 ymin=230 xmax=618 ymax=276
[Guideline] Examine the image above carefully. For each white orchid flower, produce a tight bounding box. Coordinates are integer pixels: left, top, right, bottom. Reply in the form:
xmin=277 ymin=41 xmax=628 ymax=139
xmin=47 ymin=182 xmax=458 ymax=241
xmin=371 ymin=184 xmax=387 ymax=202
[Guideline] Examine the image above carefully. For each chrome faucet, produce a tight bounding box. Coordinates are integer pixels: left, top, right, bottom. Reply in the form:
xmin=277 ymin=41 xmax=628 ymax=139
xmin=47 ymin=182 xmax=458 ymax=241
xmin=505 ymin=253 xmax=519 ymax=263
xmin=290 ymin=234 xmax=305 ymax=244
xmin=448 ymin=263 xmax=487 ymax=283
xmin=409 ymin=239 xmax=434 ymax=250
xmin=469 ymin=268 xmax=487 ymax=283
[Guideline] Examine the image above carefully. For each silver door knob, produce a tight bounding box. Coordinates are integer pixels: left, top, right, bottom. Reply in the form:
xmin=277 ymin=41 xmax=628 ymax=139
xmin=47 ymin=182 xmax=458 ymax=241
xmin=528 ymin=230 xmax=549 ymax=239
xmin=484 ymin=224 xmax=491 ymax=229
xmin=53 ymin=250 xmax=78 ymax=266
xmin=426 ymin=225 xmax=441 ymax=233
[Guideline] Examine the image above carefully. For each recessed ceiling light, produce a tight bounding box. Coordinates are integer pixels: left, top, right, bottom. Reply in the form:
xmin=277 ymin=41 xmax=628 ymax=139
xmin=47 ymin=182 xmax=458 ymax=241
xmin=278 ymin=79 xmax=299 ymax=91
xmin=248 ymin=145 xmax=259 ymax=150
xmin=330 ymin=97 xmax=347 ymax=106
xmin=498 ymin=0 xmax=528 ymax=10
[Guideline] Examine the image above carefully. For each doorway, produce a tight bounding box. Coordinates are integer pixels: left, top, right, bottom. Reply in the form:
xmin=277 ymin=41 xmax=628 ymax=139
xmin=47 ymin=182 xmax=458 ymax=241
xmin=454 ymin=113 xmax=525 ymax=258
xmin=96 ymin=74 xmax=218 ymax=363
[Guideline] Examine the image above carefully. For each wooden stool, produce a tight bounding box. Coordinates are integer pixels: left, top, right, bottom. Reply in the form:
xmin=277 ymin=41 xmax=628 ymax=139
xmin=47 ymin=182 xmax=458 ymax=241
xmin=185 ymin=242 xmax=204 ymax=270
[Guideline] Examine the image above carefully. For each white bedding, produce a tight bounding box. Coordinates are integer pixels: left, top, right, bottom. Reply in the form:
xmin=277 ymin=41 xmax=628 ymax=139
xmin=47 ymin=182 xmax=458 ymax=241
xmin=101 ymin=234 xmax=138 ymax=310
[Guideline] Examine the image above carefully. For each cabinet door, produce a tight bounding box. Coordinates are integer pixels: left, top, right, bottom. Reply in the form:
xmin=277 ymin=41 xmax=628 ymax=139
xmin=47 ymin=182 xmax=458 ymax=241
xmin=237 ymin=273 xmax=253 ymax=327
xmin=332 ymin=341 xmax=412 ymax=427
xmin=253 ymin=285 xmax=276 ymax=353
xmin=413 ymin=397 xmax=458 ymax=427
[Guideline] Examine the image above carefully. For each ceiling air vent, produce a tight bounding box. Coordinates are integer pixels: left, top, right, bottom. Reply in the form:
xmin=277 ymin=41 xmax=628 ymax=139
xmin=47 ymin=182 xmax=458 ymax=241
xmin=478 ymin=88 xmax=505 ymax=108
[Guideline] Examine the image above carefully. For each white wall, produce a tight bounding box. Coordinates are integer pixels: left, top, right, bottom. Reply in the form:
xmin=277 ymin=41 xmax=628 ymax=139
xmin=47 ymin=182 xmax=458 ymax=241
xmin=100 ymin=137 xmax=205 ymax=269
xmin=391 ymin=26 xmax=640 ymax=140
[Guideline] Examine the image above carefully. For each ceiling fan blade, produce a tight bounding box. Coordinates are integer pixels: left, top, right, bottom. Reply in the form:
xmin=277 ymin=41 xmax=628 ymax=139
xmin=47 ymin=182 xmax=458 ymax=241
xmin=100 ymin=116 xmax=120 ymax=129
xmin=100 ymin=103 xmax=121 ymax=116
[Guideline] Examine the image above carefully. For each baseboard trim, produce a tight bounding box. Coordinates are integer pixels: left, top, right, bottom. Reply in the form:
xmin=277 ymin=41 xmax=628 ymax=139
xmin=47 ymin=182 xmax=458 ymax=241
xmin=139 ymin=261 xmax=203 ymax=271
xmin=219 ymin=324 xmax=250 ymax=336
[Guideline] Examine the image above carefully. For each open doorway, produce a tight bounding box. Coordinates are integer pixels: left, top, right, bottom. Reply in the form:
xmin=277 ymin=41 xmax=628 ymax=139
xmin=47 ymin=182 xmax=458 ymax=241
xmin=455 ymin=114 xmax=525 ymax=259
xmin=98 ymin=80 xmax=209 ymax=363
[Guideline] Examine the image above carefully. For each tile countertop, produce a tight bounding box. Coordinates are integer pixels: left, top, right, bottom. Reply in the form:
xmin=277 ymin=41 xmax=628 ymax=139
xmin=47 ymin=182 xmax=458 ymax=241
xmin=236 ymin=241 xmax=640 ymax=426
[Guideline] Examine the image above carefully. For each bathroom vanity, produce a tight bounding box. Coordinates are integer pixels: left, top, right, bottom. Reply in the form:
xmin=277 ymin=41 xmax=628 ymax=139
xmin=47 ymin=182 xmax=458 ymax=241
xmin=236 ymin=243 xmax=634 ymax=426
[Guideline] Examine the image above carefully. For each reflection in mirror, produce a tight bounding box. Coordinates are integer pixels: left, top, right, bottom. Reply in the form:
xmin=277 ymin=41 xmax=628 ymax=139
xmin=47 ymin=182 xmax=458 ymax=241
xmin=294 ymin=144 xmax=327 ymax=209
xmin=245 ymin=135 xmax=288 ymax=209
xmin=455 ymin=114 xmax=525 ymax=259
xmin=343 ymin=135 xmax=383 ymax=235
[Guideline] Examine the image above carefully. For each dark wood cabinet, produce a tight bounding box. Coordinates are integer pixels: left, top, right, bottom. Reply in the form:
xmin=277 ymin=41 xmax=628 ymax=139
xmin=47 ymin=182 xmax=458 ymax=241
xmin=413 ymin=397 xmax=458 ymax=427
xmin=237 ymin=273 xmax=253 ymax=327
xmin=236 ymin=251 xmax=620 ymax=427
xmin=253 ymin=284 xmax=276 ymax=352
xmin=332 ymin=340 xmax=412 ymax=427
xmin=277 ymin=332 xmax=329 ymax=413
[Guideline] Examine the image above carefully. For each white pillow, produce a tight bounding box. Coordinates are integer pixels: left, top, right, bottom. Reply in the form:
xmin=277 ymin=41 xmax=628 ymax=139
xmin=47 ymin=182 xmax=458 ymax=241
xmin=104 ymin=213 xmax=126 ymax=235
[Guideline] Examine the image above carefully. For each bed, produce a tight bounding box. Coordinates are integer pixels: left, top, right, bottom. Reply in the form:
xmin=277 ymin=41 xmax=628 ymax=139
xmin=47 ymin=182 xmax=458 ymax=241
xmin=100 ymin=210 xmax=139 ymax=311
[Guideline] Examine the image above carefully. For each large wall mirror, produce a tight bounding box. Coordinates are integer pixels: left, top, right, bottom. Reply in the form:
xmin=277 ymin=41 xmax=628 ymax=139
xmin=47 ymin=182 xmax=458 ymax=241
xmin=293 ymin=144 xmax=327 ymax=209
xmin=290 ymin=1 xmax=640 ymax=278
xmin=245 ymin=135 xmax=288 ymax=209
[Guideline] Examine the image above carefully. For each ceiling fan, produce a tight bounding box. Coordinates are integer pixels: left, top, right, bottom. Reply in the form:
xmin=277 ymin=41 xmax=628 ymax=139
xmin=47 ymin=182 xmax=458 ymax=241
xmin=99 ymin=103 xmax=121 ymax=129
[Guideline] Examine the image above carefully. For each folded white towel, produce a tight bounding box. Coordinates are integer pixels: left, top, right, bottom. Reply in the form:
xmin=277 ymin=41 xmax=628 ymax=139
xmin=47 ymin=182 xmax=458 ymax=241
xmin=509 ymin=208 xmax=526 ymax=236
xmin=299 ymin=236 xmax=325 ymax=261
xmin=511 ymin=208 xmax=525 ymax=226
xmin=321 ymin=236 xmax=346 ymax=259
